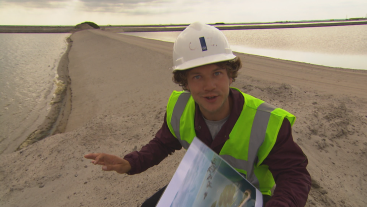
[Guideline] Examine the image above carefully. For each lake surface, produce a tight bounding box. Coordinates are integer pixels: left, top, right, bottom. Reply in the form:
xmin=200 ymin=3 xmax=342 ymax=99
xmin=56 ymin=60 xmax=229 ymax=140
xmin=125 ymin=25 xmax=367 ymax=70
xmin=0 ymin=33 xmax=70 ymax=154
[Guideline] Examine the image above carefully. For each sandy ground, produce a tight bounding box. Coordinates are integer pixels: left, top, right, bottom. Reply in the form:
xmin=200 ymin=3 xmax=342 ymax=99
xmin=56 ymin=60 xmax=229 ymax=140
xmin=0 ymin=29 xmax=367 ymax=207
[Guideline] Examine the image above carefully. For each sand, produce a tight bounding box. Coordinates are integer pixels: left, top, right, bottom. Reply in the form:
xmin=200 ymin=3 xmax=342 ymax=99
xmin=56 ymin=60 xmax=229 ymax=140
xmin=0 ymin=29 xmax=366 ymax=207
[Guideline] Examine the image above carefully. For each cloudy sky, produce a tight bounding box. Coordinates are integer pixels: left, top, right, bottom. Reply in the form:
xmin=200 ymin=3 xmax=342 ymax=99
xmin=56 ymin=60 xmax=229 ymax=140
xmin=0 ymin=0 xmax=366 ymax=25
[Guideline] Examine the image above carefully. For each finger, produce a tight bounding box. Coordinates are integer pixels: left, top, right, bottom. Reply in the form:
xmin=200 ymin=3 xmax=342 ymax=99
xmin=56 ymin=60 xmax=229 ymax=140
xmin=102 ymin=165 xmax=127 ymax=174
xmin=84 ymin=153 xmax=99 ymax=159
xmin=91 ymin=160 xmax=105 ymax=165
xmin=93 ymin=154 xmax=106 ymax=165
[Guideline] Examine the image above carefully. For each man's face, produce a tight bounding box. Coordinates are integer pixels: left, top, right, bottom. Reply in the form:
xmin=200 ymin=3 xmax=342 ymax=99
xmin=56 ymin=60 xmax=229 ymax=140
xmin=186 ymin=64 xmax=233 ymax=121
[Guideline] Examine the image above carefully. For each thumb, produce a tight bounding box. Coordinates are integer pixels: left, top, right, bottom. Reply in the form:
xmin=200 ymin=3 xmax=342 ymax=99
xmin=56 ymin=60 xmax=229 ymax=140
xmin=102 ymin=164 xmax=120 ymax=172
xmin=102 ymin=164 xmax=129 ymax=174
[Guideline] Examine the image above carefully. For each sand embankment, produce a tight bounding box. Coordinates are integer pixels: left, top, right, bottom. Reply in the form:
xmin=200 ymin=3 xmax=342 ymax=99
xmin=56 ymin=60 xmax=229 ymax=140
xmin=0 ymin=29 xmax=366 ymax=207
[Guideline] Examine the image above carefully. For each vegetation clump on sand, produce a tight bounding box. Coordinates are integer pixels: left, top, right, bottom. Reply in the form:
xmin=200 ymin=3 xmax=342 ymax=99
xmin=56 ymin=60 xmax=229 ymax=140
xmin=75 ymin=21 xmax=100 ymax=29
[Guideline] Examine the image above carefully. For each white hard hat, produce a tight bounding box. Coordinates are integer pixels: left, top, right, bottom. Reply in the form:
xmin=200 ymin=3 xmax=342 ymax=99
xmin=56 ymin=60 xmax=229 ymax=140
xmin=172 ymin=22 xmax=236 ymax=71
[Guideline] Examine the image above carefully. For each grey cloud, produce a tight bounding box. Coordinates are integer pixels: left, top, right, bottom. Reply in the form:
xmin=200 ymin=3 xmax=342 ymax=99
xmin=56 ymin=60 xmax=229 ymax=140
xmin=2 ymin=0 xmax=69 ymax=8
xmin=2 ymin=0 xmax=200 ymax=16
xmin=79 ymin=0 xmax=159 ymax=4
xmin=78 ymin=0 xmax=168 ymax=9
xmin=2 ymin=0 xmax=68 ymax=2
xmin=78 ymin=0 xmax=178 ymax=14
xmin=2 ymin=0 xmax=161 ymax=9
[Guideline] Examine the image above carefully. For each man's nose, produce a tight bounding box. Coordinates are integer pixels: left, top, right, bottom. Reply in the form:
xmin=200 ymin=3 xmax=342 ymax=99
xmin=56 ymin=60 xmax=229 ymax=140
xmin=203 ymin=78 xmax=216 ymax=91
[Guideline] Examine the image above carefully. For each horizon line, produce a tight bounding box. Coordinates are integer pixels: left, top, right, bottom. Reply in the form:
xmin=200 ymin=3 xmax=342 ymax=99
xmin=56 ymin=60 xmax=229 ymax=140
xmin=1 ymin=17 xmax=367 ymax=27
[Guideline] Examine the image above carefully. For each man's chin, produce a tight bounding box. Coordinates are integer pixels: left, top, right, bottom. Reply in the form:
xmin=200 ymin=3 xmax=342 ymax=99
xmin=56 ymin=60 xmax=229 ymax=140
xmin=200 ymin=105 xmax=220 ymax=115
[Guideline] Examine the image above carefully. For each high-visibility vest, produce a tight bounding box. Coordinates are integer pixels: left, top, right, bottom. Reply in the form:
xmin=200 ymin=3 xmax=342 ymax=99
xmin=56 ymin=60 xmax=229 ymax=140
xmin=166 ymin=88 xmax=296 ymax=195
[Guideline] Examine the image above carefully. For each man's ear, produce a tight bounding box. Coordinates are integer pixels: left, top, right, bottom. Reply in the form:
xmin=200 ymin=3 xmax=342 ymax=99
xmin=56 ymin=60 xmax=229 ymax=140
xmin=185 ymin=84 xmax=190 ymax=92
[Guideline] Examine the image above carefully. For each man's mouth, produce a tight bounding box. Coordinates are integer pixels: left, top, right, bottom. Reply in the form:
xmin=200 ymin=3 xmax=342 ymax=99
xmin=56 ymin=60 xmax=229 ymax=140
xmin=206 ymin=96 xmax=216 ymax=100
xmin=204 ymin=94 xmax=218 ymax=101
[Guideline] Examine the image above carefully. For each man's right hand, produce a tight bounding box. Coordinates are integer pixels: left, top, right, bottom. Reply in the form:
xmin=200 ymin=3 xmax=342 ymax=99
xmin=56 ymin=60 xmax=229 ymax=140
xmin=84 ymin=153 xmax=131 ymax=174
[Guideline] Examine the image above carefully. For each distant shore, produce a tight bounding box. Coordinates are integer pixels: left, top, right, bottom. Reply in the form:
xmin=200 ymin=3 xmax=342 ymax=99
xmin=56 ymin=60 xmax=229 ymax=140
xmin=1 ymin=19 xmax=367 ymax=33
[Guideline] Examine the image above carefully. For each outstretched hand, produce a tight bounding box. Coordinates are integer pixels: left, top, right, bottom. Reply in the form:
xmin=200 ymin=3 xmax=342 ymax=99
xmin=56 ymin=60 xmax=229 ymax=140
xmin=84 ymin=153 xmax=131 ymax=174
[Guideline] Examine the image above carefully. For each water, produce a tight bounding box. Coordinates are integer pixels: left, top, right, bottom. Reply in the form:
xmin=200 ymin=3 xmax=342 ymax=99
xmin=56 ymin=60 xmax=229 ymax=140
xmin=0 ymin=33 xmax=70 ymax=154
xmin=125 ymin=25 xmax=367 ymax=70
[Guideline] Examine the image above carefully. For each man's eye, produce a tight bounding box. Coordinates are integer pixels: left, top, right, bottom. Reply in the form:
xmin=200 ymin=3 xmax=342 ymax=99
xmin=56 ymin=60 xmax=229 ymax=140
xmin=194 ymin=75 xmax=201 ymax=79
xmin=214 ymin=72 xmax=221 ymax=76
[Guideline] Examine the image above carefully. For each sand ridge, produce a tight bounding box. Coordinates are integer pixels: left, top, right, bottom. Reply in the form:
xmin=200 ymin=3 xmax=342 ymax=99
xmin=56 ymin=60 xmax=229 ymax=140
xmin=0 ymin=29 xmax=366 ymax=207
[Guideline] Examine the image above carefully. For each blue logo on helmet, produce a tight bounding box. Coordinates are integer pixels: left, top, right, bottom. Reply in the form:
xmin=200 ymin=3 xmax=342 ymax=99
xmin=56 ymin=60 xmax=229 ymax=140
xmin=199 ymin=37 xmax=207 ymax=51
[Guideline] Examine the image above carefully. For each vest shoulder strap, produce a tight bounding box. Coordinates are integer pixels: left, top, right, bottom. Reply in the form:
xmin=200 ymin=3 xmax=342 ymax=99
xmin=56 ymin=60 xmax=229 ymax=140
xmin=166 ymin=90 xmax=195 ymax=149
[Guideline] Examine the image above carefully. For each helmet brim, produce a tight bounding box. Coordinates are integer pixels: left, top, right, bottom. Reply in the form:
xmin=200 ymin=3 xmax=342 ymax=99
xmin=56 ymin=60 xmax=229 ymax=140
xmin=173 ymin=53 xmax=236 ymax=71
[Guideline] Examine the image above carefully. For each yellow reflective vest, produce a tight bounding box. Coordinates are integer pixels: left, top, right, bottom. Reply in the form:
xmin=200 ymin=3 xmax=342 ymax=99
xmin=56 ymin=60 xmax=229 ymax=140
xmin=166 ymin=88 xmax=295 ymax=195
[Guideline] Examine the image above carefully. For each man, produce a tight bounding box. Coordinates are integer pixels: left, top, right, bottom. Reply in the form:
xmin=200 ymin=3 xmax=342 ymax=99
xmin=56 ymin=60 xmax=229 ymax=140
xmin=85 ymin=22 xmax=311 ymax=206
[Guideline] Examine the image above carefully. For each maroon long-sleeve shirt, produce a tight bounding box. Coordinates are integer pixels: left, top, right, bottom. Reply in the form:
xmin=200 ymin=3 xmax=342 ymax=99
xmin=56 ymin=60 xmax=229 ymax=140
xmin=124 ymin=89 xmax=311 ymax=206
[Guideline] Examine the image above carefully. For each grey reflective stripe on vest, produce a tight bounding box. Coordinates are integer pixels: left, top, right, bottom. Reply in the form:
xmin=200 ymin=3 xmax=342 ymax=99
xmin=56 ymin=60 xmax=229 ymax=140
xmin=220 ymin=102 xmax=276 ymax=188
xmin=171 ymin=92 xmax=191 ymax=149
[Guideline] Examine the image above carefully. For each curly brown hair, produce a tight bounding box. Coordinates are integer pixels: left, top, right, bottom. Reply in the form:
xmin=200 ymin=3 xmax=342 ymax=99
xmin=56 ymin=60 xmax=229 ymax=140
xmin=172 ymin=57 xmax=242 ymax=91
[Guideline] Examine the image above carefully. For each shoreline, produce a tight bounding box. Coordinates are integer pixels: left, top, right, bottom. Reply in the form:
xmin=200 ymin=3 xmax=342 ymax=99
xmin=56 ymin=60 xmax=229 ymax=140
xmin=1 ymin=20 xmax=366 ymax=33
xmin=16 ymin=36 xmax=73 ymax=151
